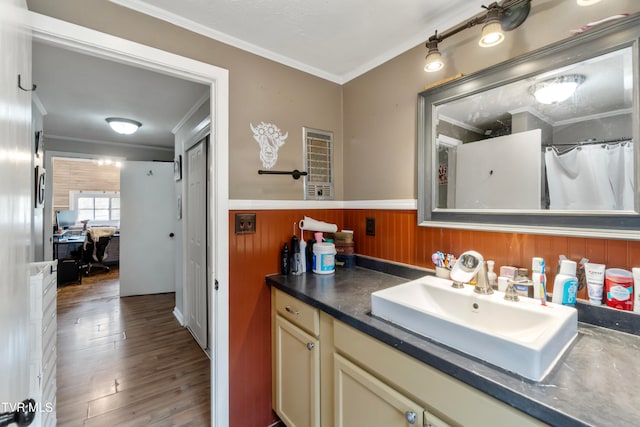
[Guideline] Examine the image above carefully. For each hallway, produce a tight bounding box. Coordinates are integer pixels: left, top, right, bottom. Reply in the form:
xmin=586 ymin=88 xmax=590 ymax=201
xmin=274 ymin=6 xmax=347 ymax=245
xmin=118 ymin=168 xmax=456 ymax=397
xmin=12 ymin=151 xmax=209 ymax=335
xmin=56 ymin=268 xmax=211 ymax=426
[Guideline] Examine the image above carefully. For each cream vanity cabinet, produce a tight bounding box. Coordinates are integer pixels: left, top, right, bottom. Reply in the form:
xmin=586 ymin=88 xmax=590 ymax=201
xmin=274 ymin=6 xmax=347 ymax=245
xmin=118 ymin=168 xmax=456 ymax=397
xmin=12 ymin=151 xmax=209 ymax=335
xmin=334 ymin=353 xmax=449 ymax=427
xmin=272 ymin=288 xmax=322 ymax=427
xmin=332 ymin=321 xmax=544 ymax=427
xmin=272 ymin=288 xmax=543 ymax=427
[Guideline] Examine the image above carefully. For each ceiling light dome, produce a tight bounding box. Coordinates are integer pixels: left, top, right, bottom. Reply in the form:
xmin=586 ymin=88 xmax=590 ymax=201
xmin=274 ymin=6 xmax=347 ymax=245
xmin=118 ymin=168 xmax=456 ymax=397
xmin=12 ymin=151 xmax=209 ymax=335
xmin=106 ymin=117 xmax=142 ymax=135
xmin=531 ymin=75 xmax=586 ymax=104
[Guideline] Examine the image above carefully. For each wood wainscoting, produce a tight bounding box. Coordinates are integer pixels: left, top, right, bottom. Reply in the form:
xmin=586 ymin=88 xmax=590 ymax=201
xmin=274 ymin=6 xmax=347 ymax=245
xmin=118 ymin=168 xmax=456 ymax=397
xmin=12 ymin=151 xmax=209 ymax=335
xmin=229 ymin=207 xmax=640 ymax=426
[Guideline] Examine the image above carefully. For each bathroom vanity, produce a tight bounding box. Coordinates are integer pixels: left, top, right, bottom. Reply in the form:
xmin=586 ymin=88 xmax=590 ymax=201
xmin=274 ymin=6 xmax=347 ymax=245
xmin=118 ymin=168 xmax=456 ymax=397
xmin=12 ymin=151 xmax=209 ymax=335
xmin=268 ymin=259 xmax=640 ymax=426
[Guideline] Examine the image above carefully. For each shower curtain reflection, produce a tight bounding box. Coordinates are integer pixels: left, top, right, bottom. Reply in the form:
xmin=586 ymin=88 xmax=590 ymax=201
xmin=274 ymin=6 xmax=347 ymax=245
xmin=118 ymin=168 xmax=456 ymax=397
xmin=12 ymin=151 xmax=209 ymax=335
xmin=545 ymin=142 xmax=634 ymax=210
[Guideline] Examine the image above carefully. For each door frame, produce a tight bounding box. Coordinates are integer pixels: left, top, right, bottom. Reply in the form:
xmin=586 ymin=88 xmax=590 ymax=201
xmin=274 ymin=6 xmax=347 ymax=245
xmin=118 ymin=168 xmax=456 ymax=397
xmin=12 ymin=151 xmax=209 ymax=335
xmin=29 ymin=12 xmax=230 ymax=426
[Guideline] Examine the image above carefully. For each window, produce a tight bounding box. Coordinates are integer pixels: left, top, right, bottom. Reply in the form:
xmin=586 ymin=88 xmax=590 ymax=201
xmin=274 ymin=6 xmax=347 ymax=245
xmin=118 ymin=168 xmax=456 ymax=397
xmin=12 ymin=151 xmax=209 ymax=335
xmin=70 ymin=191 xmax=120 ymax=225
xmin=303 ymin=127 xmax=334 ymax=200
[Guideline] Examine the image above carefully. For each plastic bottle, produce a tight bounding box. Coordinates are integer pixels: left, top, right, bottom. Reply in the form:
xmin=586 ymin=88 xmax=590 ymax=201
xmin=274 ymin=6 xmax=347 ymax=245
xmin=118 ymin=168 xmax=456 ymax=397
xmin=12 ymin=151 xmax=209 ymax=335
xmin=280 ymin=243 xmax=290 ymax=275
xmin=306 ymin=239 xmax=315 ymax=271
xmin=291 ymin=236 xmax=301 ymax=275
xmin=299 ymin=239 xmax=307 ymax=273
xmin=486 ymin=260 xmax=497 ymax=290
xmin=552 ymin=260 xmax=579 ymax=306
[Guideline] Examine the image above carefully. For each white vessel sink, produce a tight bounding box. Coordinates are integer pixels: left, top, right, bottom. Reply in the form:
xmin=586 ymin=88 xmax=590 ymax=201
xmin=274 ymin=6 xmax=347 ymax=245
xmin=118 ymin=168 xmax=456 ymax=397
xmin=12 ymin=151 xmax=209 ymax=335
xmin=371 ymin=275 xmax=577 ymax=381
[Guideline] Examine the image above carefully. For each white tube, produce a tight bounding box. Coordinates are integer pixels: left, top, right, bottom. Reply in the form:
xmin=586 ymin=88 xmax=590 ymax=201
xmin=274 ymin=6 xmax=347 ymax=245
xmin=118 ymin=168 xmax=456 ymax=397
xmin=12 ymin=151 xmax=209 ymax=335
xmin=633 ymin=268 xmax=640 ymax=313
xmin=585 ymin=263 xmax=605 ymax=305
xmin=298 ymin=216 xmax=338 ymax=233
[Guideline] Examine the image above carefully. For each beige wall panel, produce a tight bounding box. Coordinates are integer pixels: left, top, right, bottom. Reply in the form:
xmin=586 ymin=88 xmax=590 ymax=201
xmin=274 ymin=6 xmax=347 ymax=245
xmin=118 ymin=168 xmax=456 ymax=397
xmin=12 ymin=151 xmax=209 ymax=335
xmin=27 ymin=0 xmax=343 ymax=200
xmin=343 ymin=0 xmax=640 ymax=199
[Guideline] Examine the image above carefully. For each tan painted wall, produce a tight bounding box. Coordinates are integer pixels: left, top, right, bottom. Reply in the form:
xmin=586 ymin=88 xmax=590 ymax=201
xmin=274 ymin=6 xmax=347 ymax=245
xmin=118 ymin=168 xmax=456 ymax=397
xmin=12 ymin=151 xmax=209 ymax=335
xmin=343 ymin=0 xmax=640 ymax=199
xmin=26 ymin=0 xmax=344 ymax=200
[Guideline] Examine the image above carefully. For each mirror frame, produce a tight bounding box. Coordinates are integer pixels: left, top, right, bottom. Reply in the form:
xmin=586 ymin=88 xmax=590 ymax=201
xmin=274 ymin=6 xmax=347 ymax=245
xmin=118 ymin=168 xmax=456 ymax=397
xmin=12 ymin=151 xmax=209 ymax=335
xmin=418 ymin=14 xmax=640 ymax=239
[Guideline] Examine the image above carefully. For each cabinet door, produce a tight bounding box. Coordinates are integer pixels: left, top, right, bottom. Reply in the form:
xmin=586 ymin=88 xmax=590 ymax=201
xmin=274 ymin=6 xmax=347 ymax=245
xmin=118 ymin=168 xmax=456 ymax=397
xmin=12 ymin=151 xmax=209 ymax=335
xmin=275 ymin=315 xmax=320 ymax=427
xmin=334 ymin=353 xmax=429 ymax=427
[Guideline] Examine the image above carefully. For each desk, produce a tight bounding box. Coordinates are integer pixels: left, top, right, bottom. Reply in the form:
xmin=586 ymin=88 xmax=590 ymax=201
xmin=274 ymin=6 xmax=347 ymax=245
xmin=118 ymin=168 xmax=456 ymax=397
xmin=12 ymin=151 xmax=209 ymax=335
xmin=53 ymin=235 xmax=120 ymax=265
xmin=53 ymin=237 xmax=84 ymax=260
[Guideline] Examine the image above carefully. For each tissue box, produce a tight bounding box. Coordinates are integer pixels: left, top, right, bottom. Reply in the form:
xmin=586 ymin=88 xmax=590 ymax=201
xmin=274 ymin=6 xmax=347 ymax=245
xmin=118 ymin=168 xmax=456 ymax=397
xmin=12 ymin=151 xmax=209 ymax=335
xmin=334 ymin=232 xmax=354 ymax=243
xmin=335 ymin=242 xmax=355 ymax=255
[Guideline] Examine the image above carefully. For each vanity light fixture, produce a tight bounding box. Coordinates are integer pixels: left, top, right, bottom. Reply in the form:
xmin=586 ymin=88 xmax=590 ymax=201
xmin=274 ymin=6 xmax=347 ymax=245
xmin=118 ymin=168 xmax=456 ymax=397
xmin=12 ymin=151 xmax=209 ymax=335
xmin=531 ymin=74 xmax=586 ymax=104
xmin=479 ymin=5 xmax=505 ymax=47
xmin=424 ymin=37 xmax=444 ymax=72
xmin=106 ymin=117 xmax=142 ymax=135
xmin=423 ymin=0 xmax=531 ymax=73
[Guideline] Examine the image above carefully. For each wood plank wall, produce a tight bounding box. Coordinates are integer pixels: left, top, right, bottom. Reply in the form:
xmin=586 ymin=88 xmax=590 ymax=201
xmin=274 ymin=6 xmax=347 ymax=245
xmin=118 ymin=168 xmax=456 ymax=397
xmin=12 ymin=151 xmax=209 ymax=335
xmin=229 ymin=207 xmax=640 ymax=426
xmin=52 ymin=158 xmax=120 ymax=212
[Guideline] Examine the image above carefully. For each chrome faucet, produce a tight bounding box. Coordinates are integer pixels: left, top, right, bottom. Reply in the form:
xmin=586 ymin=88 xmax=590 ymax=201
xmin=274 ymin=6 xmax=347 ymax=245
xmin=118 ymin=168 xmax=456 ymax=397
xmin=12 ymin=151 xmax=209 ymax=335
xmin=449 ymin=250 xmax=494 ymax=295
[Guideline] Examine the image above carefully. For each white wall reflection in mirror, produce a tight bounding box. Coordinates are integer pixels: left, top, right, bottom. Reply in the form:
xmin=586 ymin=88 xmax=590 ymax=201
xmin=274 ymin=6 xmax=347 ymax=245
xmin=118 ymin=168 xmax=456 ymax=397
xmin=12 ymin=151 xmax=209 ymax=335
xmin=434 ymin=47 xmax=633 ymax=212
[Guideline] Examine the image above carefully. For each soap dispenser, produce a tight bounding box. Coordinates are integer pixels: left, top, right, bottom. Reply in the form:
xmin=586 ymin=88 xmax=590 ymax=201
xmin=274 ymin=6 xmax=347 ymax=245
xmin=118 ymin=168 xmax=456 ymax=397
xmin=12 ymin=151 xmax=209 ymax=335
xmin=487 ymin=260 xmax=498 ymax=290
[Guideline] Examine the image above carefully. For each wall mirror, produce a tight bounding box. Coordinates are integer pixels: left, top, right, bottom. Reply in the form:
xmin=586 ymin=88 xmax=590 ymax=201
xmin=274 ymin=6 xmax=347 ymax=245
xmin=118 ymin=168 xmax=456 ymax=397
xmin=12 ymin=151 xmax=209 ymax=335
xmin=418 ymin=14 xmax=640 ymax=239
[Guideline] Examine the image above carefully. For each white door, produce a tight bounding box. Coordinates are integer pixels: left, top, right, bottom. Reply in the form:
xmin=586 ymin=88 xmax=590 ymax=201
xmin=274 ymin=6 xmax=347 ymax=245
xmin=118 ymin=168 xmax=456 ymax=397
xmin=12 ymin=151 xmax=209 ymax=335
xmin=186 ymin=138 xmax=208 ymax=349
xmin=0 ymin=0 xmax=35 ymax=417
xmin=120 ymin=161 xmax=178 ymax=296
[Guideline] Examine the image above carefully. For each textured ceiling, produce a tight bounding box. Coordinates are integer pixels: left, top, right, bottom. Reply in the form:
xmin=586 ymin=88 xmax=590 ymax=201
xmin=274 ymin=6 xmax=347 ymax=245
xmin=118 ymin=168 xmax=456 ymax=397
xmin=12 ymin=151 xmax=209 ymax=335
xmin=111 ymin=0 xmax=473 ymax=83
xmin=33 ymin=41 xmax=209 ymax=150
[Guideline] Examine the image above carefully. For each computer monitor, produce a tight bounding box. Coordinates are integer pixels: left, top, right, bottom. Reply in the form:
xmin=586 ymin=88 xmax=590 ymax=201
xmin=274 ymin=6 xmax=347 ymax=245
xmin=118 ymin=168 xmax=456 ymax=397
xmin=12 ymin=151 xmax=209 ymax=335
xmin=56 ymin=210 xmax=77 ymax=229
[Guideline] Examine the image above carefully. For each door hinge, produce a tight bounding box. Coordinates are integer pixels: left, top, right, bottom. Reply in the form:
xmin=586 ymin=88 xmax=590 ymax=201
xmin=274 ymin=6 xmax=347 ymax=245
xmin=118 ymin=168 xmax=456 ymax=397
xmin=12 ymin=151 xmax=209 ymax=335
xmin=214 ymin=279 xmax=219 ymax=290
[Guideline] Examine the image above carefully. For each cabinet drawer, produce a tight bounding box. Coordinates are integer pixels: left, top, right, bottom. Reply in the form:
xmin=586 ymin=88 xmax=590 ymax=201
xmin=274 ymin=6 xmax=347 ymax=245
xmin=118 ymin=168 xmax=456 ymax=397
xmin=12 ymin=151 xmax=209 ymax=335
xmin=274 ymin=289 xmax=319 ymax=336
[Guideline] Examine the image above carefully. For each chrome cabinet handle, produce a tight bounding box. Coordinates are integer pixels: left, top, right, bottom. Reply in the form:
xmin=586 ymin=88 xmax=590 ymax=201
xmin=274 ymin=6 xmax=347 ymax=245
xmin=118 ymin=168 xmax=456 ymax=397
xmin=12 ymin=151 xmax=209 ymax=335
xmin=306 ymin=342 xmax=315 ymax=350
xmin=404 ymin=411 xmax=417 ymax=424
xmin=285 ymin=305 xmax=299 ymax=315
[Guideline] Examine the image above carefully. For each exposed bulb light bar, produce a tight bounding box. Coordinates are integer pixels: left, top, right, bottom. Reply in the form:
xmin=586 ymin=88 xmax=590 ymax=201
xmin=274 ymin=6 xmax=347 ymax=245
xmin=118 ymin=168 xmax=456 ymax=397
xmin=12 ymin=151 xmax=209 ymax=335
xmin=577 ymin=0 xmax=602 ymax=5
xmin=531 ymin=75 xmax=585 ymax=104
xmin=423 ymin=1 xmax=531 ymax=73
xmin=106 ymin=117 xmax=142 ymax=135
xmin=97 ymin=158 xmax=124 ymax=168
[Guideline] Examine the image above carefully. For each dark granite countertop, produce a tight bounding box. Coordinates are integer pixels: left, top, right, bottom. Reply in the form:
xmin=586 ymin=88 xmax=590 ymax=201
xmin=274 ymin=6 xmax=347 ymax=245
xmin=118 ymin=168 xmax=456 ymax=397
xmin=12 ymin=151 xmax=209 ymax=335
xmin=266 ymin=259 xmax=640 ymax=427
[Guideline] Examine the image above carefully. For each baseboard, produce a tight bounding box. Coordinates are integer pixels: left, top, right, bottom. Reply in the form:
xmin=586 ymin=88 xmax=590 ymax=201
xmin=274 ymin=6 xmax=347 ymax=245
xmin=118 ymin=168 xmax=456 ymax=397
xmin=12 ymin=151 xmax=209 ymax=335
xmin=173 ymin=306 xmax=185 ymax=326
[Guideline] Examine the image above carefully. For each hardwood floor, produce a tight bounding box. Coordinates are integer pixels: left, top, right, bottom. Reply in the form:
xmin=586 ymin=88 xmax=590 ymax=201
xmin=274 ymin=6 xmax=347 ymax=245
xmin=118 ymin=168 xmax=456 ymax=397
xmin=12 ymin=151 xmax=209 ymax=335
xmin=56 ymin=267 xmax=210 ymax=426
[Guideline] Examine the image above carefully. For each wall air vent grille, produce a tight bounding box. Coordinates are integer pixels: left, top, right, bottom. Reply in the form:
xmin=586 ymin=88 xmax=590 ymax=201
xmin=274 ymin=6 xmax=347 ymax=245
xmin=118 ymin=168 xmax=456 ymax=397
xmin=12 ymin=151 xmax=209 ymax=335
xmin=303 ymin=128 xmax=334 ymax=200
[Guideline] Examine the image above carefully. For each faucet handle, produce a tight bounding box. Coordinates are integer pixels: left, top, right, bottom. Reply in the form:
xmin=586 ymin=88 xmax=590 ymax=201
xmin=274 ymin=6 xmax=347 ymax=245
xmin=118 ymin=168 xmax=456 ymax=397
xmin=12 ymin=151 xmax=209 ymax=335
xmin=504 ymin=279 xmax=520 ymax=302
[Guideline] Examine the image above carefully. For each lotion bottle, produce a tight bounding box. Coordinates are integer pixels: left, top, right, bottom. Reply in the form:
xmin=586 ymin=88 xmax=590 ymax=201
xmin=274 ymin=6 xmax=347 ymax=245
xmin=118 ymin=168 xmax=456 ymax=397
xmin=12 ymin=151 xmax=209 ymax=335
xmin=552 ymin=260 xmax=578 ymax=306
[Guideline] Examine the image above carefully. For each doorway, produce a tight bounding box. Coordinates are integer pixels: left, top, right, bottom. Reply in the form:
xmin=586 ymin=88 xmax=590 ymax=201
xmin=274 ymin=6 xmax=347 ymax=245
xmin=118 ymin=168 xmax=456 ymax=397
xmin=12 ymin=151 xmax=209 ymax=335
xmin=30 ymin=12 xmax=230 ymax=426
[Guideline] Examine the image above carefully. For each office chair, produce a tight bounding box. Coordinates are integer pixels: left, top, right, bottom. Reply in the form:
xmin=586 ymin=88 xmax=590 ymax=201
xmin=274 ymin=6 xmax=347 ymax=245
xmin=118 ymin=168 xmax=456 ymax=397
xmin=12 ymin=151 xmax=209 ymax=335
xmin=81 ymin=227 xmax=117 ymax=275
